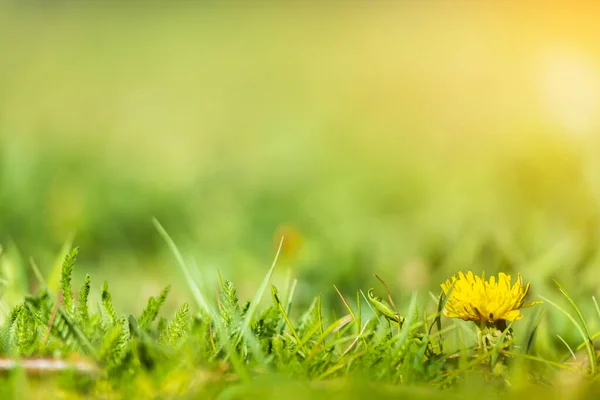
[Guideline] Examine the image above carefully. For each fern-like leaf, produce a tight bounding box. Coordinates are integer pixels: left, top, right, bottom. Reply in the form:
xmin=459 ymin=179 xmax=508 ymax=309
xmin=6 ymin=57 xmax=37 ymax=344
xmin=23 ymin=293 xmax=97 ymax=358
xmin=76 ymin=274 xmax=91 ymax=324
xmin=102 ymin=281 xmax=118 ymax=327
xmin=160 ymin=303 xmax=189 ymax=348
xmin=138 ymin=285 xmax=171 ymax=329
xmin=15 ymin=306 xmax=37 ymax=355
xmin=60 ymin=247 xmax=79 ymax=313
xmin=0 ymin=304 xmax=22 ymax=354
xmin=220 ymin=280 xmax=240 ymax=326
xmin=112 ymin=317 xmax=131 ymax=367
xmin=99 ymin=323 xmax=123 ymax=364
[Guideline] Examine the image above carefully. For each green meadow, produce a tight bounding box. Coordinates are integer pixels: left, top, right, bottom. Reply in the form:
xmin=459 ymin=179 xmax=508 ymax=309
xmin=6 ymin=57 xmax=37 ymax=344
xmin=1 ymin=3 xmax=600 ymax=399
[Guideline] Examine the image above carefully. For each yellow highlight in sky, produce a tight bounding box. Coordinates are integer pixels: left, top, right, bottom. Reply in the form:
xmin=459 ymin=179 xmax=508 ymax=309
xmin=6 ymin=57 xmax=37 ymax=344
xmin=539 ymin=47 xmax=600 ymax=135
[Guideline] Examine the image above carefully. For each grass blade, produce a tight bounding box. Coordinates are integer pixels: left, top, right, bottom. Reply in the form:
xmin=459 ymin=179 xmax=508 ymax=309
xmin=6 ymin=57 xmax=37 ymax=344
xmin=153 ymin=219 xmax=212 ymax=315
xmin=525 ymin=308 xmax=546 ymax=354
xmin=540 ymin=294 xmax=595 ymax=375
xmin=552 ymin=280 xmax=597 ymax=375
xmin=593 ymin=296 xmax=600 ymax=321
xmin=397 ymin=291 xmax=418 ymax=348
xmin=557 ymin=334 xmax=577 ymax=361
xmin=235 ymin=236 xmax=284 ymax=350
xmin=334 ymin=285 xmax=367 ymax=348
xmin=153 ymin=218 xmax=250 ymax=381
xmin=272 ymin=285 xmax=307 ymax=355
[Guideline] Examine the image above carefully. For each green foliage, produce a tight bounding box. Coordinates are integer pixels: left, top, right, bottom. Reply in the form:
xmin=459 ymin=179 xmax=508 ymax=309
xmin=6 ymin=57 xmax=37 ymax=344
xmin=76 ymin=274 xmax=91 ymax=324
xmin=138 ymin=285 xmax=170 ymax=329
xmin=297 ymin=296 xmax=320 ymax=340
xmin=160 ymin=303 xmax=190 ymax=348
xmin=220 ymin=280 xmax=240 ymax=327
xmin=252 ymin=291 xmax=283 ymax=350
xmin=0 ymin=304 xmax=22 ymax=354
xmin=4 ymin=246 xmax=600 ymax=399
xmin=98 ymin=320 xmax=124 ymax=366
xmin=15 ymin=306 xmax=36 ymax=355
xmin=107 ymin=317 xmax=131 ymax=371
xmin=101 ymin=281 xmax=118 ymax=326
xmin=59 ymin=247 xmax=78 ymax=313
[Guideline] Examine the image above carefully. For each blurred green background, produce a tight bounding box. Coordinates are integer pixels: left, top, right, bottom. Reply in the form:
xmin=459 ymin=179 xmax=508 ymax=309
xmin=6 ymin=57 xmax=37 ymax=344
xmin=1 ymin=3 xmax=600 ymax=345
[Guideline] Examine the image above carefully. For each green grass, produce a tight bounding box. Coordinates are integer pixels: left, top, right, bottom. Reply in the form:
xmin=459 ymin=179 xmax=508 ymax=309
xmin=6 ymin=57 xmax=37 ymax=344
xmin=0 ymin=229 xmax=599 ymax=399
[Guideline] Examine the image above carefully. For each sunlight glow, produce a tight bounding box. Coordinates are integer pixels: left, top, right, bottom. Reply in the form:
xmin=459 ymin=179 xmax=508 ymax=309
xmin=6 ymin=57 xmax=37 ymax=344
xmin=539 ymin=48 xmax=600 ymax=134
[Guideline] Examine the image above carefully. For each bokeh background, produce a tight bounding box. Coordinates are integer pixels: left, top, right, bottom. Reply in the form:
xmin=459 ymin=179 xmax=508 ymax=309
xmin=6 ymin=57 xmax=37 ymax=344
xmin=2 ymin=3 xmax=600 ymax=347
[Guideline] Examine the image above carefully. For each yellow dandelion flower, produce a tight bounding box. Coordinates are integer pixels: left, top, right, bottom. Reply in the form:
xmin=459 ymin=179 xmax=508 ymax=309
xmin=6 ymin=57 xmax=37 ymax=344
xmin=441 ymin=271 xmax=541 ymax=324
